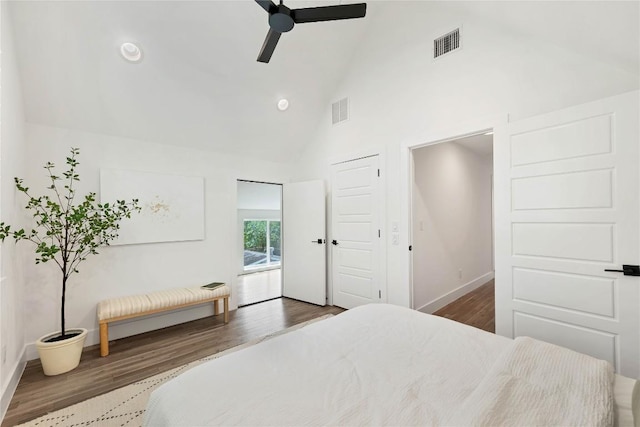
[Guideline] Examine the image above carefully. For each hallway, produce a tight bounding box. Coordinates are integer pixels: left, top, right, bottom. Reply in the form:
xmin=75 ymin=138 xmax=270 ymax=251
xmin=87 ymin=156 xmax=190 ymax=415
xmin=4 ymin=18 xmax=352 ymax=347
xmin=433 ymin=279 xmax=494 ymax=333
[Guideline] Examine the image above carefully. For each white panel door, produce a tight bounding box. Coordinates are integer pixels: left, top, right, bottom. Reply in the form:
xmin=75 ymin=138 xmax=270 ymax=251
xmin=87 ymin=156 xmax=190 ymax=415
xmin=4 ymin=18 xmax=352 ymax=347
xmin=331 ymin=156 xmax=381 ymax=309
xmin=495 ymin=91 xmax=639 ymax=377
xmin=282 ymin=180 xmax=326 ymax=306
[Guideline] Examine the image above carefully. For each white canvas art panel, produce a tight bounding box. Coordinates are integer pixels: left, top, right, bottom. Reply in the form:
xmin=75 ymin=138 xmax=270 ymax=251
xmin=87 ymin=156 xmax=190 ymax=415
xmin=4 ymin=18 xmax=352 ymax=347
xmin=100 ymin=169 xmax=205 ymax=245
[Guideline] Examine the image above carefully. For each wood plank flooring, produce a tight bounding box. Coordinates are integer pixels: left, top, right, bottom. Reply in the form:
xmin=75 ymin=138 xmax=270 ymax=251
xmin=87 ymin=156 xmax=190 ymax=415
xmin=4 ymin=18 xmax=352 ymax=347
xmin=4 ymin=282 xmax=496 ymax=426
xmin=3 ymin=298 xmax=344 ymax=427
xmin=433 ymin=279 xmax=495 ymax=333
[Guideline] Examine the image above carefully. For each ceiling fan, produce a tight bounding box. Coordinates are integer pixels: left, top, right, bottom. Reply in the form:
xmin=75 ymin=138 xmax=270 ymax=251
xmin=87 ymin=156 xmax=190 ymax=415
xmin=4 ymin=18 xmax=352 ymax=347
xmin=255 ymin=0 xmax=367 ymax=63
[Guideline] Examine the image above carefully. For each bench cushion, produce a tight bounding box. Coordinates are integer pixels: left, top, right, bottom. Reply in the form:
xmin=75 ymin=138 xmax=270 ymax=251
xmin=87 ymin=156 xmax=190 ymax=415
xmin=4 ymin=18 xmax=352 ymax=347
xmin=97 ymin=285 xmax=230 ymax=321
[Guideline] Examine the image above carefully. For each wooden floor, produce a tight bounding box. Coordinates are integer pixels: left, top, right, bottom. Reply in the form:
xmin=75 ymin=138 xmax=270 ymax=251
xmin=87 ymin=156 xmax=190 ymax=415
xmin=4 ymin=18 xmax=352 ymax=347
xmin=3 ymin=298 xmax=344 ymax=427
xmin=236 ymin=269 xmax=282 ymax=306
xmin=433 ymin=279 xmax=495 ymax=333
xmin=4 ymin=282 xmax=495 ymax=426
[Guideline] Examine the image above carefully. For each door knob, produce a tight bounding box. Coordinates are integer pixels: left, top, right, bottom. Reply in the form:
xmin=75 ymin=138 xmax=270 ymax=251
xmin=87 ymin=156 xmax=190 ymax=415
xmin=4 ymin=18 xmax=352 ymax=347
xmin=604 ymin=265 xmax=640 ymax=276
xmin=331 ymin=240 xmax=338 ymax=245
xmin=311 ymin=239 xmax=325 ymax=244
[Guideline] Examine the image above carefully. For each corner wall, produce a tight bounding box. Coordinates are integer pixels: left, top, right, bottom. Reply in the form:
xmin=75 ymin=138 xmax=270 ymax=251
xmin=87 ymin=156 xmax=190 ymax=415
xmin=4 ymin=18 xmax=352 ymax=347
xmin=0 ymin=2 xmax=28 ymax=419
xmin=412 ymin=142 xmax=493 ymax=312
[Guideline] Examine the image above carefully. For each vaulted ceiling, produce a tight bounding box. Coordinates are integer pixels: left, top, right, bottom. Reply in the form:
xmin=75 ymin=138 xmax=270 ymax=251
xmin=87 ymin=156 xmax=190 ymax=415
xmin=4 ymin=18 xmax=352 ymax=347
xmin=9 ymin=0 xmax=371 ymax=163
xmin=8 ymin=1 xmax=639 ymax=163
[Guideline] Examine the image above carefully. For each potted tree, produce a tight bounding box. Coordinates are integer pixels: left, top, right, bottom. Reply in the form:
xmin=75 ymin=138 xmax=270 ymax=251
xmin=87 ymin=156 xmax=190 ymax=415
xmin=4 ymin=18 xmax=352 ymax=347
xmin=0 ymin=148 xmax=140 ymax=375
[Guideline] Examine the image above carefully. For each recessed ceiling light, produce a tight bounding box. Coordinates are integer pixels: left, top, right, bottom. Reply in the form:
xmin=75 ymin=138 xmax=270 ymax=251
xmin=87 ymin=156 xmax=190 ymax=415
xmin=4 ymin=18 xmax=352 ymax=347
xmin=277 ymin=99 xmax=289 ymax=111
xmin=120 ymin=42 xmax=142 ymax=63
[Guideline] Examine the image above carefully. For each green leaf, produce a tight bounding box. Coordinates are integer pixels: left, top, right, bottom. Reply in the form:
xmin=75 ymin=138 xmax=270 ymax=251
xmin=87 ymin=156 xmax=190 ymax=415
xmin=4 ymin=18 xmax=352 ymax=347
xmin=0 ymin=147 xmax=140 ymax=333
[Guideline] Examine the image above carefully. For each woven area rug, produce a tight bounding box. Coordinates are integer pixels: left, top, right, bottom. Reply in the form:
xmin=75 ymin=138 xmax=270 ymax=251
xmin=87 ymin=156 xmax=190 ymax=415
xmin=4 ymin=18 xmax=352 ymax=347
xmin=19 ymin=314 xmax=333 ymax=427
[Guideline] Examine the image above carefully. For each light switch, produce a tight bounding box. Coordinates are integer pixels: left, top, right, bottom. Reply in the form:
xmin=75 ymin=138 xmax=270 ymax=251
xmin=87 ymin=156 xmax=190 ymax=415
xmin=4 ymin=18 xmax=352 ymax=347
xmin=392 ymin=233 xmax=399 ymax=245
xmin=392 ymin=221 xmax=399 ymax=232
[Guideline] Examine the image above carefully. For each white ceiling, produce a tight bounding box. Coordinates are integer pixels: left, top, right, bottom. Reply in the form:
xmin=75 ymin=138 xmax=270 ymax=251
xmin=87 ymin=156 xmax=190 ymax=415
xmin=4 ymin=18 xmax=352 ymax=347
xmin=441 ymin=1 xmax=639 ymax=77
xmin=8 ymin=1 xmax=639 ymax=163
xmin=8 ymin=0 xmax=372 ymax=163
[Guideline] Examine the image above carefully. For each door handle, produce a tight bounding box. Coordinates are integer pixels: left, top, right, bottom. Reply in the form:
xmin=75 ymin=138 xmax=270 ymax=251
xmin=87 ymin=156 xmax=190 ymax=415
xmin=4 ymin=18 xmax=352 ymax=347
xmin=604 ymin=265 xmax=640 ymax=276
xmin=311 ymin=239 xmax=325 ymax=244
xmin=331 ymin=240 xmax=338 ymax=245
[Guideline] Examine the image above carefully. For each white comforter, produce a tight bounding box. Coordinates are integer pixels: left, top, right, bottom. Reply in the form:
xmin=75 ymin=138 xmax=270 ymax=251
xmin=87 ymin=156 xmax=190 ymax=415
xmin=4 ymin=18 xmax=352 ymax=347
xmin=447 ymin=336 xmax=613 ymax=426
xmin=143 ymin=304 xmax=613 ymax=426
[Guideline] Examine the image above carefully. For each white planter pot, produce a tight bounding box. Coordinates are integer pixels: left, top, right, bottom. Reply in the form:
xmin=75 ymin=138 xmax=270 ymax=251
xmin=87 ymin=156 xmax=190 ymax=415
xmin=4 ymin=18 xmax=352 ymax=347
xmin=35 ymin=328 xmax=88 ymax=376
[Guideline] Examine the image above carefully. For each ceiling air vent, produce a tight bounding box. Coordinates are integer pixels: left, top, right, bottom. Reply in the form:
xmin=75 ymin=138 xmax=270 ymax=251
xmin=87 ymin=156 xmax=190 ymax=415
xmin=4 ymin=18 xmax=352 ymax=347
xmin=433 ymin=28 xmax=461 ymax=59
xmin=332 ymin=97 xmax=349 ymax=125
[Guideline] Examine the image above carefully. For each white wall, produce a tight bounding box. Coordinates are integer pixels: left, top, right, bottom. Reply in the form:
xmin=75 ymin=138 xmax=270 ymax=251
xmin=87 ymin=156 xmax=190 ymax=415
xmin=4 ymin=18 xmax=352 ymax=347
xmin=0 ymin=2 xmax=28 ymax=418
xmin=412 ymin=141 xmax=493 ymax=312
xmin=292 ymin=1 xmax=640 ymax=309
xmin=22 ymin=123 xmax=293 ymax=360
xmin=4 ymin=0 xmax=639 ymax=371
xmin=237 ymin=181 xmax=281 ymax=211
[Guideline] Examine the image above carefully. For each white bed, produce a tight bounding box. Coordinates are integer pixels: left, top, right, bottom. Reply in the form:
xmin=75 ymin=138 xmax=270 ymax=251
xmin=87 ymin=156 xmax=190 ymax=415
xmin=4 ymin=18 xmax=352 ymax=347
xmin=144 ymin=304 xmax=639 ymax=426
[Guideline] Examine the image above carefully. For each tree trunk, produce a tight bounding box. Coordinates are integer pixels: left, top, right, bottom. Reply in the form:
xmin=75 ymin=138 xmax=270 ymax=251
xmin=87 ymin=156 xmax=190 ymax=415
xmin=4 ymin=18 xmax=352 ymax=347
xmin=61 ymin=274 xmax=66 ymax=338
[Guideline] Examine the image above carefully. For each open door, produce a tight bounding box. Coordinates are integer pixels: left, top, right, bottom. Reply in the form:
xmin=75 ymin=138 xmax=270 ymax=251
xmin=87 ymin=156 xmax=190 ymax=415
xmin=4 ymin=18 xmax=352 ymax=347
xmin=495 ymin=90 xmax=639 ymax=377
xmin=282 ymin=180 xmax=326 ymax=306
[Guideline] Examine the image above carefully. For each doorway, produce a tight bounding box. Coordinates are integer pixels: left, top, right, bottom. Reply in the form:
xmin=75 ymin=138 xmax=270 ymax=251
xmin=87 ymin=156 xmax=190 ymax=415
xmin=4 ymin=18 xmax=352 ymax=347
xmin=411 ymin=133 xmax=495 ymax=320
xmin=236 ymin=180 xmax=282 ymax=307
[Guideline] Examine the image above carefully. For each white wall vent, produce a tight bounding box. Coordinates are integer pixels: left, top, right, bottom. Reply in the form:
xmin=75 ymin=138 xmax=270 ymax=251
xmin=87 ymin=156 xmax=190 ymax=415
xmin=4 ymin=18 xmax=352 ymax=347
xmin=433 ymin=28 xmax=461 ymax=59
xmin=332 ymin=97 xmax=349 ymax=125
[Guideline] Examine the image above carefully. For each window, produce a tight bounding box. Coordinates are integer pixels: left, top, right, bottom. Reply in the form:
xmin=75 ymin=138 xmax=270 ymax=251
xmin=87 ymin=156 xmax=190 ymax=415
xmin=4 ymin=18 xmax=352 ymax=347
xmin=243 ymin=219 xmax=281 ymax=270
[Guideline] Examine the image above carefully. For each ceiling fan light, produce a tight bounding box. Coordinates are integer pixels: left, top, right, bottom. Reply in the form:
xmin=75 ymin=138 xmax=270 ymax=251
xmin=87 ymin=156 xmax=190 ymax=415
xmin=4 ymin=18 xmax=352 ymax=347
xmin=277 ymin=99 xmax=290 ymax=111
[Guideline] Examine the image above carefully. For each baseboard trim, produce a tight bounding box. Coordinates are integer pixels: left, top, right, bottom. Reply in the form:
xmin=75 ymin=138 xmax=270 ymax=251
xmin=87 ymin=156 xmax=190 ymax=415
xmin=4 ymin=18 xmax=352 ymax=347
xmin=416 ymin=271 xmax=494 ymax=314
xmin=1 ymin=346 xmax=27 ymax=423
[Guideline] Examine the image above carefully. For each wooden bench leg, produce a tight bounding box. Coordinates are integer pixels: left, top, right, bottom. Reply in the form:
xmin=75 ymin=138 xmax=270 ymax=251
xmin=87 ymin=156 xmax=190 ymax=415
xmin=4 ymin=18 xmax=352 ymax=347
xmin=224 ymin=297 xmax=229 ymax=323
xmin=100 ymin=322 xmax=109 ymax=357
xmin=214 ymin=299 xmax=220 ymax=316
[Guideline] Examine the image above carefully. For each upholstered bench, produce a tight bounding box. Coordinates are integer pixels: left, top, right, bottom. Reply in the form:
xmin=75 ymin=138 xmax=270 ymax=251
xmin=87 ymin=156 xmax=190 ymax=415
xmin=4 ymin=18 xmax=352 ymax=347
xmin=97 ymin=285 xmax=230 ymax=356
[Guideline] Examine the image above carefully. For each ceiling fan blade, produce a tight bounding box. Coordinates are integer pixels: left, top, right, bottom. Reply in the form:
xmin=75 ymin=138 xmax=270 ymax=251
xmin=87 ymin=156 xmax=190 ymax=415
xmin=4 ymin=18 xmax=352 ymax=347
xmin=292 ymin=3 xmax=366 ymax=24
xmin=257 ymin=28 xmax=281 ymax=63
xmin=255 ymin=0 xmax=277 ymax=13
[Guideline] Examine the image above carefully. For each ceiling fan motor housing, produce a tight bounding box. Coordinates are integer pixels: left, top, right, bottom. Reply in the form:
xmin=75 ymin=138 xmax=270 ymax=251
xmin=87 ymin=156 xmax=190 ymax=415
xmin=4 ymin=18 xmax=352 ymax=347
xmin=269 ymin=5 xmax=295 ymax=33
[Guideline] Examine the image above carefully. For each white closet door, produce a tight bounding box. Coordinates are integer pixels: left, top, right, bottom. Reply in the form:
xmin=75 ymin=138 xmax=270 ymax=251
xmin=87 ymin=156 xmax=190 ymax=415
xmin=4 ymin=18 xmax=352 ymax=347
xmin=331 ymin=155 xmax=382 ymax=309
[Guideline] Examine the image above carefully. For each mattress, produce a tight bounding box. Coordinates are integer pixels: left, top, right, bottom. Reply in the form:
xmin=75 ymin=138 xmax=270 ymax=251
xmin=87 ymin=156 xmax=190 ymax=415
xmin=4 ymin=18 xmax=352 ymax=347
xmin=144 ymin=304 xmax=638 ymax=426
